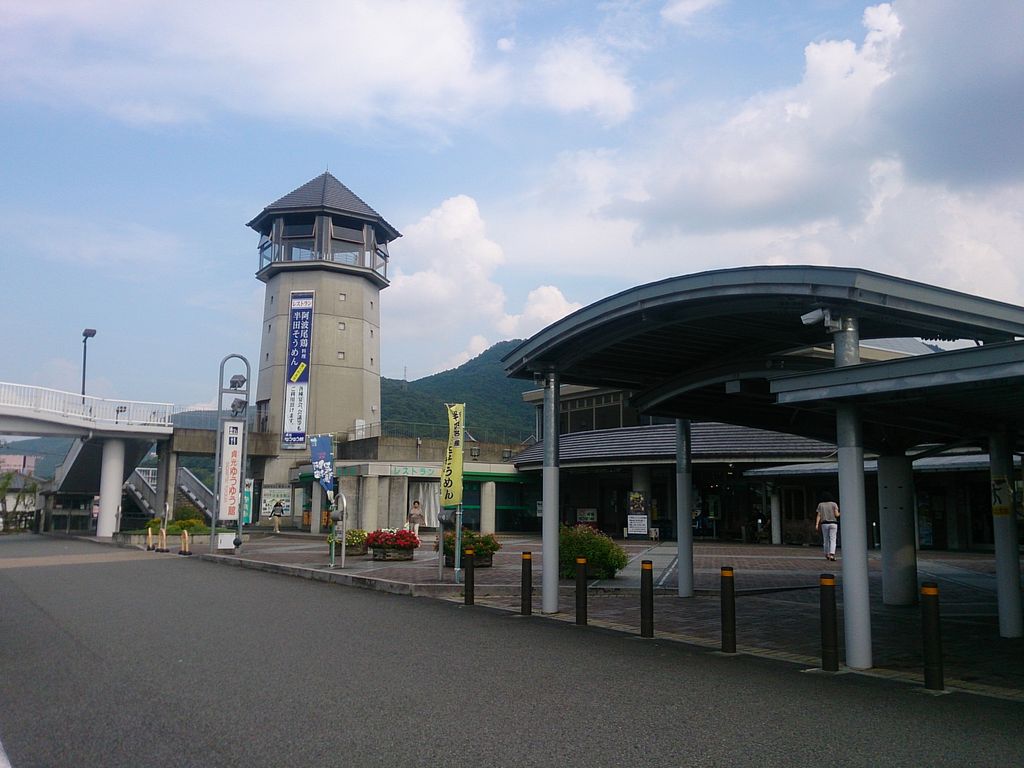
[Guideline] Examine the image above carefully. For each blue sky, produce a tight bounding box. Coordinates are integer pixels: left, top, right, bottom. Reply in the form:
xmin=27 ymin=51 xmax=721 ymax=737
xmin=1 ymin=1 xmax=1021 ymax=409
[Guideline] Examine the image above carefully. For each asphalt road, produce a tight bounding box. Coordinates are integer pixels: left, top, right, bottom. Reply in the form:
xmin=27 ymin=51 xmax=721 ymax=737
xmin=1 ymin=535 xmax=1021 ymax=768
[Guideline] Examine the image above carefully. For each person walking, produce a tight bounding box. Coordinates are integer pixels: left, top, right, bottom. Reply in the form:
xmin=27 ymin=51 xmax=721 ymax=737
xmin=270 ymin=500 xmax=284 ymax=534
xmin=815 ymin=493 xmax=840 ymax=561
xmin=407 ymin=499 xmax=425 ymax=538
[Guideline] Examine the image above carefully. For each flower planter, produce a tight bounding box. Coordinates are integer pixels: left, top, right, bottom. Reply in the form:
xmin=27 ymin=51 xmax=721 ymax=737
xmin=444 ymin=552 xmax=494 ymax=568
xmin=345 ymin=543 xmax=368 ymax=557
xmin=371 ymin=547 xmax=415 ymax=561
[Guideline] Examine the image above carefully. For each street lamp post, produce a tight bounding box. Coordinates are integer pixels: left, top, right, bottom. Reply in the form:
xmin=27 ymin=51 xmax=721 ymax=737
xmin=81 ymin=328 xmax=96 ymax=403
xmin=210 ymin=355 xmax=251 ymax=554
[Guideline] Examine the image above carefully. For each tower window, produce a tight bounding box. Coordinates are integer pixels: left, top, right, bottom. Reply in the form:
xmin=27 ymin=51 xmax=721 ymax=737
xmin=339 ymin=293 xmax=346 ymax=301
xmin=337 ymin=351 xmax=346 ymax=360
xmin=369 ymin=329 xmax=373 ymax=338
xmin=267 ymin=323 xmax=271 ymax=334
xmin=338 ymin=322 xmax=346 ymax=331
xmin=370 ymin=357 xmax=374 ymax=367
xmin=370 ymin=300 xmax=374 ymax=310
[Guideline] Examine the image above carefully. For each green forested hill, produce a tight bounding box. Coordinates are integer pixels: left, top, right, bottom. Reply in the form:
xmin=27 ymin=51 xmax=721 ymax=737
xmin=381 ymin=340 xmax=535 ymax=442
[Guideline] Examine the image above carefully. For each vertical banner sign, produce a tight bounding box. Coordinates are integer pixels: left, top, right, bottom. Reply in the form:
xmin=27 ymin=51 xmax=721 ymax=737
xmin=283 ymin=291 xmax=315 ymax=449
xmin=218 ymin=420 xmax=245 ymax=521
xmin=243 ymin=479 xmax=254 ymax=524
xmin=440 ymin=404 xmax=465 ymax=507
xmin=309 ymin=434 xmax=336 ymax=500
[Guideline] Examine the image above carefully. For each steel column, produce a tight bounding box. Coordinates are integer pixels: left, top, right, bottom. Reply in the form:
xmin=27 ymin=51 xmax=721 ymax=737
xmin=989 ymin=432 xmax=1023 ymax=637
xmin=542 ymin=371 xmax=560 ymax=614
xmin=675 ymin=419 xmax=694 ymax=597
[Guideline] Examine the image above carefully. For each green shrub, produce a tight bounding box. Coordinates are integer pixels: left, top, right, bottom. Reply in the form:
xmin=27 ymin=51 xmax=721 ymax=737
xmin=559 ymin=524 xmax=629 ymax=579
xmin=174 ymin=518 xmax=206 ymax=533
xmin=443 ymin=528 xmax=501 ymax=557
xmin=145 ymin=518 xmax=162 ymax=531
xmin=173 ymin=506 xmax=204 ymax=523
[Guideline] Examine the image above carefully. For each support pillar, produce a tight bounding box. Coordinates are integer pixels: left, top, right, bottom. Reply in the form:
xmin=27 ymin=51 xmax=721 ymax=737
xmin=989 ymin=433 xmax=1023 ymax=637
xmin=359 ymin=474 xmax=379 ymax=533
xmin=542 ymin=371 xmax=560 ymax=614
xmin=155 ymin=443 xmax=177 ymax=525
xmin=833 ymin=316 xmax=872 ymax=670
xmin=480 ymin=481 xmax=496 ymax=535
xmin=770 ymin=488 xmax=782 ymax=545
xmin=96 ymin=438 xmax=126 ymax=538
xmin=877 ymin=454 xmax=917 ymax=605
xmin=675 ymin=420 xmax=694 ymax=597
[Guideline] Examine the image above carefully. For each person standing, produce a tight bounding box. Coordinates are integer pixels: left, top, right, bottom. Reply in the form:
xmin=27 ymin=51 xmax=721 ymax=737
xmin=407 ymin=499 xmax=425 ymax=538
xmin=815 ymin=493 xmax=840 ymax=561
xmin=270 ymin=500 xmax=284 ymax=534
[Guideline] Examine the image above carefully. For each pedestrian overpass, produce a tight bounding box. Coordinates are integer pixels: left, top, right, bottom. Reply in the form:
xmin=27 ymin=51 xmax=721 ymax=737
xmin=0 ymin=381 xmax=176 ymax=536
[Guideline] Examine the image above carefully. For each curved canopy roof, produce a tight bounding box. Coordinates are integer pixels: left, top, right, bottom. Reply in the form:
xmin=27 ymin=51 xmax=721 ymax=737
xmin=504 ymin=266 xmax=1024 ymax=453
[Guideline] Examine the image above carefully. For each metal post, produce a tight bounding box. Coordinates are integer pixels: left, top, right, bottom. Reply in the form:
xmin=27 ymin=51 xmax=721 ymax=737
xmin=521 ymin=552 xmax=532 ymax=616
xmin=988 ymin=432 xmax=1023 ymax=637
xmin=820 ymin=573 xmax=839 ymax=672
xmin=575 ymin=557 xmax=587 ymax=625
xmin=833 ymin=316 xmax=872 ymax=670
xmin=329 ymin=521 xmax=336 ymax=568
xmin=542 ymin=370 xmax=560 ymax=614
xmin=464 ymin=548 xmax=475 ymax=606
xmin=721 ymin=566 xmax=736 ymax=653
xmin=921 ymin=581 xmax=944 ymax=691
xmin=640 ymin=560 xmax=654 ymax=638
xmin=454 ymin=505 xmax=463 ymax=584
xmin=675 ymin=419 xmax=694 ymax=597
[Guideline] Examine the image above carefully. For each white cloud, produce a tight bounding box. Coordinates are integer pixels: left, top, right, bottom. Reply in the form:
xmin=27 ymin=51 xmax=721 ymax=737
xmin=660 ymin=0 xmax=721 ymax=27
xmin=0 ymin=0 xmax=508 ymax=129
xmin=532 ymin=37 xmax=635 ymax=123
xmin=497 ymin=37 xmax=515 ymax=52
xmin=497 ymin=286 xmax=583 ymax=338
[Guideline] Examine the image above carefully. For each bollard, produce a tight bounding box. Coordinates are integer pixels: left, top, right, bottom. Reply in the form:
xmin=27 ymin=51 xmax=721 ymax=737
xmin=182 ymin=529 xmax=193 ymax=556
xmin=640 ymin=560 xmax=654 ymax=638
xmin=521 ymin=552 xmax=532 ymax=616
xmin=721 ymin=566 xmax=736 ymax=653
xmin=575 ymin=557 xmax=588 ymax=625
xmin=156 ymin=527 xmax=169 ymax=553
xmin=178 ymin=531 xmax=187 ymax=556
xmin=921 ymin=581 xmax=944 ymax=691
xmin=819 ymin=573 xmax=838 ymax=671
xmin=146 ymin=527 xmax=155 ymax=551
xmin=464 ymin=549 xmax=475 ymax=606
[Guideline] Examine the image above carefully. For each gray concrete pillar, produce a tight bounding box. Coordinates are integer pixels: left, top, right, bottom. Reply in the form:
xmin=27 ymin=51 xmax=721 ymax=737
xmin=834 ymin=316 xmax=872 ymax=670
xmin=542 ymin=371 xmax=560 ymax=614
xmin=989 ymin=433 xmax=1023 ymax=638
xmin=675 ymin=420 xmax=694 ymax=597
xmin=770 ymin=488 xmax=782 ymax=545
xmin=359 ymin=474 xmax=379 ymax=532
xmin=96 ymin=438 xmax=126 ymax=538
xmin=155 ymin=443 xmax=177 ymax=525
xmin=480 ymin=481 xmax=496 ymax=534
xmin=877 ymin=454 xmax=917 ymax=606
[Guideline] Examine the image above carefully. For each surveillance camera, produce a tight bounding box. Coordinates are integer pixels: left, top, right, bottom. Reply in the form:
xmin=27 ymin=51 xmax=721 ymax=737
xmin=800 ymin=309 xmax=825 ymax=326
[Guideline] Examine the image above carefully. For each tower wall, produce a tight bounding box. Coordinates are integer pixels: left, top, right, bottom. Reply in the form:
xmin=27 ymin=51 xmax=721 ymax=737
xmin=256 ymin=267 xmax=381 ymax=484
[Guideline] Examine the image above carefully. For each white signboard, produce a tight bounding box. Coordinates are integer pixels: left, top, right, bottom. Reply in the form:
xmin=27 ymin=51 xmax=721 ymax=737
xmin=261 ymin=485 xmax=292 ymax=517
xmin=627 ymin=514 xmax=649 ymax=535
xmin=217 ymin=419 xmax=245 ymax=521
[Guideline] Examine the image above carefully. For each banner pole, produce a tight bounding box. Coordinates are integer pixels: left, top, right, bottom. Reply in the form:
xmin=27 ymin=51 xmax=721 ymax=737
xmin=454 ymin=505 xmax=463 ymax=584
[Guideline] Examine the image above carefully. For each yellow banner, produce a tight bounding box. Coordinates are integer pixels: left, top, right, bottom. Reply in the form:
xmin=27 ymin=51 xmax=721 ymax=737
xmin=441 ymin=403 xmax=465 ymax=507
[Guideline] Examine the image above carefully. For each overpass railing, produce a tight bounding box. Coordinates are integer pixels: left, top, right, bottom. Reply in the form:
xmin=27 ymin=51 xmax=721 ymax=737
xmin=0 ymin=382 xmax=173 ymax=428
xmin=124 ymin=468 xmax=158 ymax=515
xmin=177 ymin=467 xmax=214 ymax=521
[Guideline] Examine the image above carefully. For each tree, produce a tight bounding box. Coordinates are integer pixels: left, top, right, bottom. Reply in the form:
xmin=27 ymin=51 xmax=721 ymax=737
xmin=0 ymin=471 xmax=38 ymax=517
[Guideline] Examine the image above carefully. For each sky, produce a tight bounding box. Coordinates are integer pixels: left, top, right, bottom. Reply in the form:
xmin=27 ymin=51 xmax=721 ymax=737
xmin=1 ymin=0 xmax=1022 ymax=410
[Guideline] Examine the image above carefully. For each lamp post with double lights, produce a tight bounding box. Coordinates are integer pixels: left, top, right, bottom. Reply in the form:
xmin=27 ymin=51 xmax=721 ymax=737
xmin=81 ymin=328 xmax=96 ymax=403
xmin=210 ymin=355 xmax=251 ymax=554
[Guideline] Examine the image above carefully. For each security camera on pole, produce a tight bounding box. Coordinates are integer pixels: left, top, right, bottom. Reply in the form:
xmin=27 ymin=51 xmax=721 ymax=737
xmin=211 ymin=355 xmax=251 ymax=554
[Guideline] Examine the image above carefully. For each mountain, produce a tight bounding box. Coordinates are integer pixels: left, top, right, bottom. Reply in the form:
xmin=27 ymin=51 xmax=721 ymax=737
xmin=0 ymin=436 xmax=74 ymax=479
xmin=381 ymin=340 xmax=536 ymax=443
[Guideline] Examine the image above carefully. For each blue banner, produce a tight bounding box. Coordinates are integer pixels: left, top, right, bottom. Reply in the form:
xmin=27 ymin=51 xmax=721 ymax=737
xmin=309 ymin=434 xmax=335 ymax=497
xmin=283 ymin=291 xmax=314 ymax=447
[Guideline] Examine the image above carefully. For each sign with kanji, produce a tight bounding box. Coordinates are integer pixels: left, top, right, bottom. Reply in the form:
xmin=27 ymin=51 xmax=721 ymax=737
xmin=218 ymin=420 xmax=245 ymax=521
xmin=440 ymin=403 xmax=465 ymax=507
xmin=283 ymin=291 xmax=314 ymax=449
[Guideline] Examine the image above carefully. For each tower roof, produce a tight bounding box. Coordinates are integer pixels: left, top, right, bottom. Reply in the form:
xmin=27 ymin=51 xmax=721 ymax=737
xmin=248 ymin=172 xmax=401 ymax=242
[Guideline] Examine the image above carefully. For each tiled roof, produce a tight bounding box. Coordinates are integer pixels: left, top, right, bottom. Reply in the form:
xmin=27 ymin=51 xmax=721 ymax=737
xmin=249 ymin=172 xmax=400 ymax=239
xmin=513 ymin=422 xmax=835 ymax=468
xmin=266 ymin=172 xmax=381 ymax=219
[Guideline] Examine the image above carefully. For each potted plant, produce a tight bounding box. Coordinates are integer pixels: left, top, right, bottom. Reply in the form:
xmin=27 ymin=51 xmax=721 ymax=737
xmin=345 ymin=528 xmax=368 ymax=556
xmin=444 ymin=528 xmax=501 ymax=567
xmin=366 ymin=528 xmax=420 ymax=561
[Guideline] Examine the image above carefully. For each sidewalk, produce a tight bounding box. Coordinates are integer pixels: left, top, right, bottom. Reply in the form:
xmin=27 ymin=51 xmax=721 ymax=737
xmin=197 ymin=532 xmax=1024 ymax=701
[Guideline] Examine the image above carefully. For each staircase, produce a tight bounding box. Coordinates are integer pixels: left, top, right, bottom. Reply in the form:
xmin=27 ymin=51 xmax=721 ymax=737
xmin=177 ymin=467 xmax=214 ymax=522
